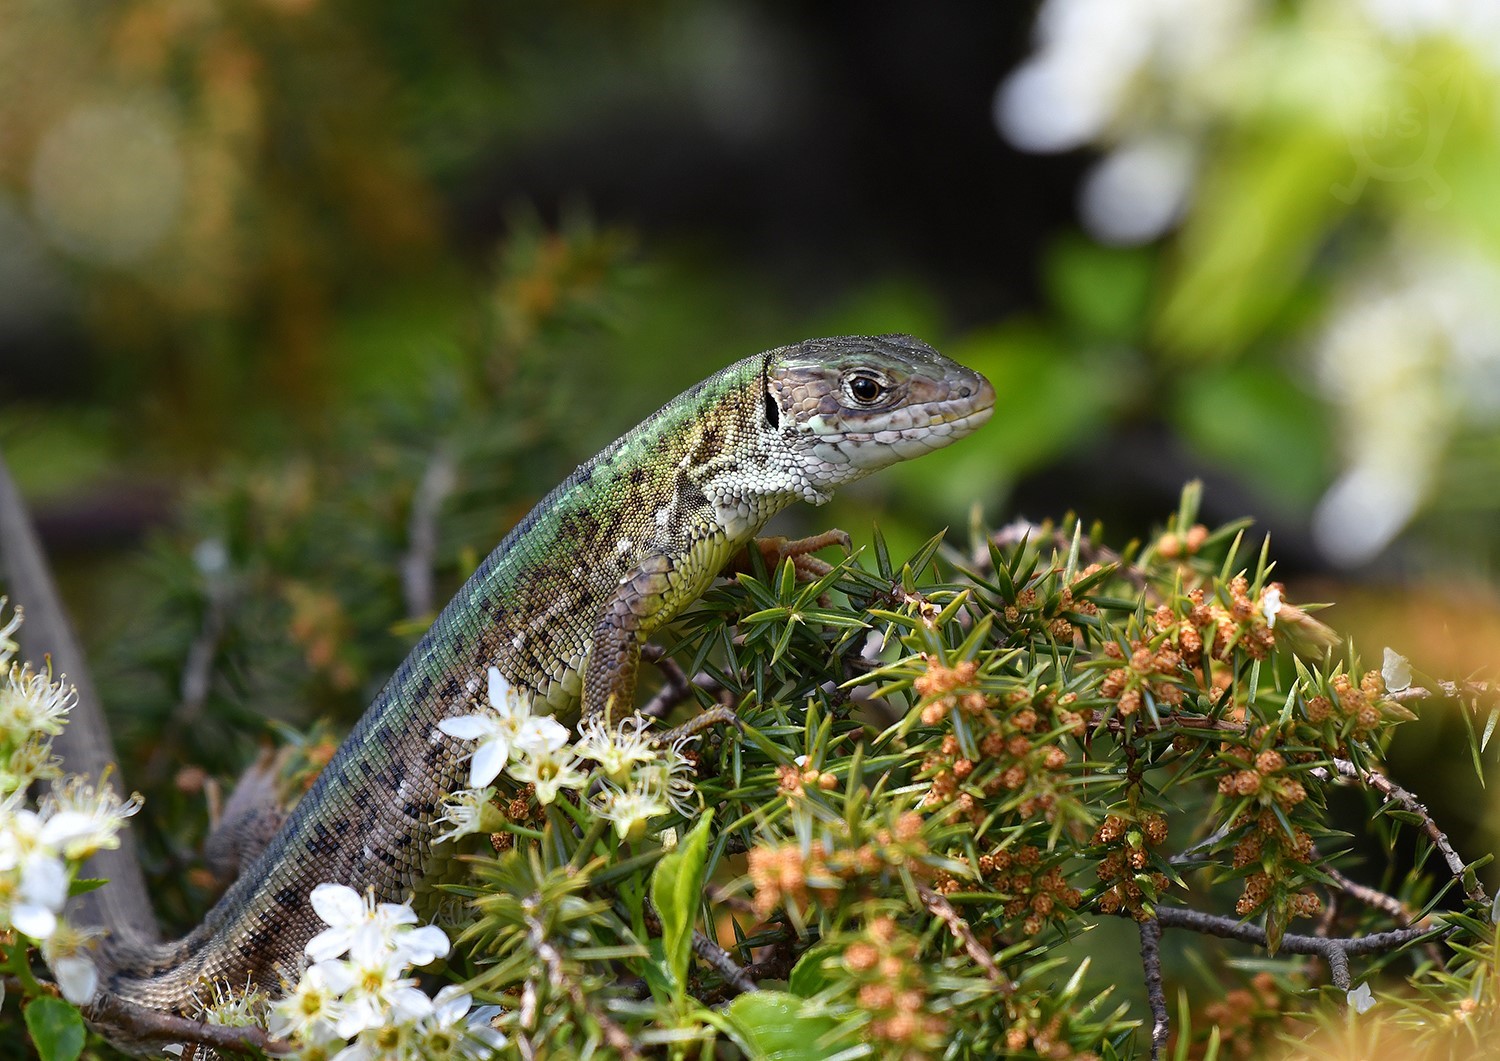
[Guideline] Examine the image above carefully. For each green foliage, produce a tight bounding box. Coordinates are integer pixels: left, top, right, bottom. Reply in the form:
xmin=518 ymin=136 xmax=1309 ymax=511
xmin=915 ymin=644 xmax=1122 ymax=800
xmin=24 ymin=998 xmax=85 ymax=1061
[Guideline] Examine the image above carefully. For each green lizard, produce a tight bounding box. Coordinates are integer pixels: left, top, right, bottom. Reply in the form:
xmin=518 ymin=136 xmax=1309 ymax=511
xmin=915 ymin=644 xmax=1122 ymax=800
xmin=98 ymin=333 xmax=995 ymax=1021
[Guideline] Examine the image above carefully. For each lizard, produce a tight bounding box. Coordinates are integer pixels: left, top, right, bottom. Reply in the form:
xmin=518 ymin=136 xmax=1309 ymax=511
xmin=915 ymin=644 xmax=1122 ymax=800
xmin=96 ymin=332 xmax=995 ymax=1025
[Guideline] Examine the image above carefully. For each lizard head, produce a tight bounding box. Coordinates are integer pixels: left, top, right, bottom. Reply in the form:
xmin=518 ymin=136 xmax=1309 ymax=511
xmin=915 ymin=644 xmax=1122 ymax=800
xmin=761 ymin=334 xmax=995 ymax=497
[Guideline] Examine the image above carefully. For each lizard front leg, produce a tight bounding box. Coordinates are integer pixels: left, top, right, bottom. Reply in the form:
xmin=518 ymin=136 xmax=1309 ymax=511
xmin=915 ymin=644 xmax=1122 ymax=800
xmin=583 ymin=553 xmax=738 ymax=741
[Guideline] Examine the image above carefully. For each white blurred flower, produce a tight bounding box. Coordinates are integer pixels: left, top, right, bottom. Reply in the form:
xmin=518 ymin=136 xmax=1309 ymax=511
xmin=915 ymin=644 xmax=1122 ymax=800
xmin=1080 ymin=135 xmax=1196 ymax=245
xmin=1260 ymin=586 xmax=1283 ymax=629
xmin=1347 ymin=980 xmax=1377 ymax=1014
xmin=411 ymin=985 xmax=506 ymax=1059
xmin=0 ymin=803 xmax=83 ymax=939
xmin=0 ymin=601 xmax=20 ymax=666
xmin=1381 ymin=648 xmax=1413 ymax=693
xmin=434 ymin=786 xmax=500 ymax=845
xmin=507 ymin=745 xmax=588 ymax=807
xmin=41 ymin=924 xmax=101 ymax=1005
xmin=1312 ymin=236 xmax=1500 ymax=565
xmin=0 ymin=663 xmax=76 ymax=745
xmin=39 ymin=776 xmax=142 ymax=861
xmin=438 ymin=668 xmax=566 ymax=787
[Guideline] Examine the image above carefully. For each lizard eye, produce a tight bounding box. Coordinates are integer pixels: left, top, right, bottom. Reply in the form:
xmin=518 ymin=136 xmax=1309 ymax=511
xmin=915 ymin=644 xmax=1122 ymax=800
xmin=844 ymin=373 xmax=886 ymax=406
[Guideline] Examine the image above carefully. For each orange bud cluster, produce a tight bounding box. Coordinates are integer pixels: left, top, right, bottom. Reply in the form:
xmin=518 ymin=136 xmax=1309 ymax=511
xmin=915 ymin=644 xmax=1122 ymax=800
xmin=1003 ymin=1012 xmax=1099 ymax=1061
xmin=1156 ymin=524 xmax=1210 ymax=559
xmin=747 ymin=814 xmax=931 ymax=920
xmin=1099 ymin=637 xmax=1185 ymax=717
xmin=1201 ymin=972 xmax=1286 ymax=1060
xmin=1216 ymin=748 xmax=1307 ymax=809
xmin=1229 ymin=809 xmax=1318 ymax=918
xmin=975 ymin=844 xmax=1082 ymax=936
xmin=1304 ymin=671 xmax=1386 ymax=745
xmin=841 ymin=917 xmax=947 ymax=1059
xmin=777 ymin=761 xmax=838 ymax=800
xmin=916 ymin=665 xmax=1081 ymax=826
xmin=1094 ymin=812 xmax=1172 ymax=920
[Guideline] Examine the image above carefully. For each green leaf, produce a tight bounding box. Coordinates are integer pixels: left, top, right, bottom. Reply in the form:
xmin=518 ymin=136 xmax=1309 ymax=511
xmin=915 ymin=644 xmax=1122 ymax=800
xmin=724 ymin=990 xmax=842 ymax=1061
xmin=24 ymin=997 xmax=85 ymax=1061
xmin=67 ymin=878 xmax=107 ymax=897
xmin=650 ymin=810 xmax=714 ymax=1000
xmin=788 ymin=942 xmax=843 ymax=997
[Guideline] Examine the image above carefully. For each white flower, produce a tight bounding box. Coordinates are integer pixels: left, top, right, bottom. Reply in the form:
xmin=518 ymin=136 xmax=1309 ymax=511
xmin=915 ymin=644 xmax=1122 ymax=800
xmin=39 ymin=776 xmax=143 ymax=860
xmin=0 ymin=601 xmax=21 ymax=667
xmin=1260 ymin=586 xmax=1283 ymax=629
xmin=434 ymin=786 xmax=500 ymax=845
xmin=573 ymin=714 xmax=657 ymax=785
xmin=506 ymin=745 xmax=588 ymax=807
xmin=1381 ymin=648 xmax=1413 ymax=694
xmin=41 ymin=925 xmax=101 ymax=1005
xmin=0 ymin=804 xmax=80 ymax=939
xmin=438 ymin=668 xmax=565 ymax=787
xmin=0 ymin=663 xmax=75 ymax=745
xmin=305 ymin=883 xmax=450 ymax=967
xmin=268 ymin=960 xmax=346 ymax=1044
xmin=1347 ymin=981 xmax=1377 ymax=1014
xmin=327 ymin=951 xmax=433 ymax=1039
xmin=596 ymin=775 xmax=671 ymax=843
xmin=411 ymin=984 xmax=507 ymax=1059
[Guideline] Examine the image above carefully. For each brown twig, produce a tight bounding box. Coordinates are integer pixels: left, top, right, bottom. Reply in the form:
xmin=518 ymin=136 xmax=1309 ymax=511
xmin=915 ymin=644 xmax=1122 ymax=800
xmin=1316 ymin=758 xmax=1488 ymax=904
xmin=691 ymin=930 xmax=758 ymax=997
xmin=79 ymin=988 xmax=279 ymax=1056
xmin=1146 ymin=905 xmax=1443 ymax=990
xmin=917 ymin=884 xmax=1014 ymax=992
xmin=1388 ymin=679 xmax=1495 ymax=705
xmin=639 ymin=643 xmax=721 ymax=720
xmin=1137 ymin=918 xmax=1170 ymax=1061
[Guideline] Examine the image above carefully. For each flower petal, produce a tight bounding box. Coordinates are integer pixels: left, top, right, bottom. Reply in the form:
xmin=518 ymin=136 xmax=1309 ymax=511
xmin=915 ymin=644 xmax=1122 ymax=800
xmin=310 ymin=882 xmax=365 ymax=927
xmin=438 ymin=715 xmax=493 ymax=740
xmin=469 ymin=740 xmax=509 ymax=788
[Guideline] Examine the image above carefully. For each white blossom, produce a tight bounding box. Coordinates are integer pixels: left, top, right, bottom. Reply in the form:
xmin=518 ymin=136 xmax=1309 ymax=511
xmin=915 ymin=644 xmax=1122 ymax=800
xmin=326 ymin=951 xmax=434 ymax=1040
xmin=438 ymin=668 xmax=566 ymax=787
xmin=596 ymin=775 xmax=671 ymax=843
xmin=41 ymin=926 xmax=101 ymax=1005
xmin=1260 ymin=586 xmax=1283 ymax=629
xmin=269 ymin=960 xmax=346 ymax=1044
xmin=1347 ymin=981 xmax=1377 ymax=1014
xmin=0 ymin=663 xmax=75 ymax=746
xmin=434 ymin=786 xmax=500 ymax=845
xmin=0 ymin=601 xmax=21 ymax=667
xmin=1381 ymin=648 xmax=1413 ymax=693
xmin=506 ymin=745 xmax=588 ymax=807
xmin=573 ymin=713 xmax=657 ymax=785
xmin=305 ymin=883 xmax=449 ymax=968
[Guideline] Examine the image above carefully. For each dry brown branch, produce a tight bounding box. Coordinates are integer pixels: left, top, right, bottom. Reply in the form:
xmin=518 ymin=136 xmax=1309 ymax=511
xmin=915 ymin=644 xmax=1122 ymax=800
xmin=1316 ymin=758 xmax=1488 ymax=904
xmin=1137 ymin=918 xmax=1170 ymax=1061
xmin=1146 ymin=905 xmax=1443 ymax=990
xmin=917 ymin=883 xmax=1014 ymax=992
xmin=79 ymin=988 xmax=280 ymax=1056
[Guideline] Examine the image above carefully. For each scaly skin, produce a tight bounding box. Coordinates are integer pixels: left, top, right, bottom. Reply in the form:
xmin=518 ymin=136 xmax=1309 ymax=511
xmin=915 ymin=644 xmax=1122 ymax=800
xmin=100 ymin=334 xmax=995 ymax=1018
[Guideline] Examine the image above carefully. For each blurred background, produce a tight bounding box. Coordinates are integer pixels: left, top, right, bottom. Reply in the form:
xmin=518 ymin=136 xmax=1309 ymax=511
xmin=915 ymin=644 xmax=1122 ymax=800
xmin=3 ymin=0 xmax=1499 ymax=1020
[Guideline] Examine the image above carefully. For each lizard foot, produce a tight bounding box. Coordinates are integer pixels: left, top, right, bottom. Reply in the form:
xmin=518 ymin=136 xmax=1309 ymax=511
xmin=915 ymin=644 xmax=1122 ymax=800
xmin=736 ymin=528 xmax=852 ymax=582
xmin=655 ymin=704 xmax=740 ymax=746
